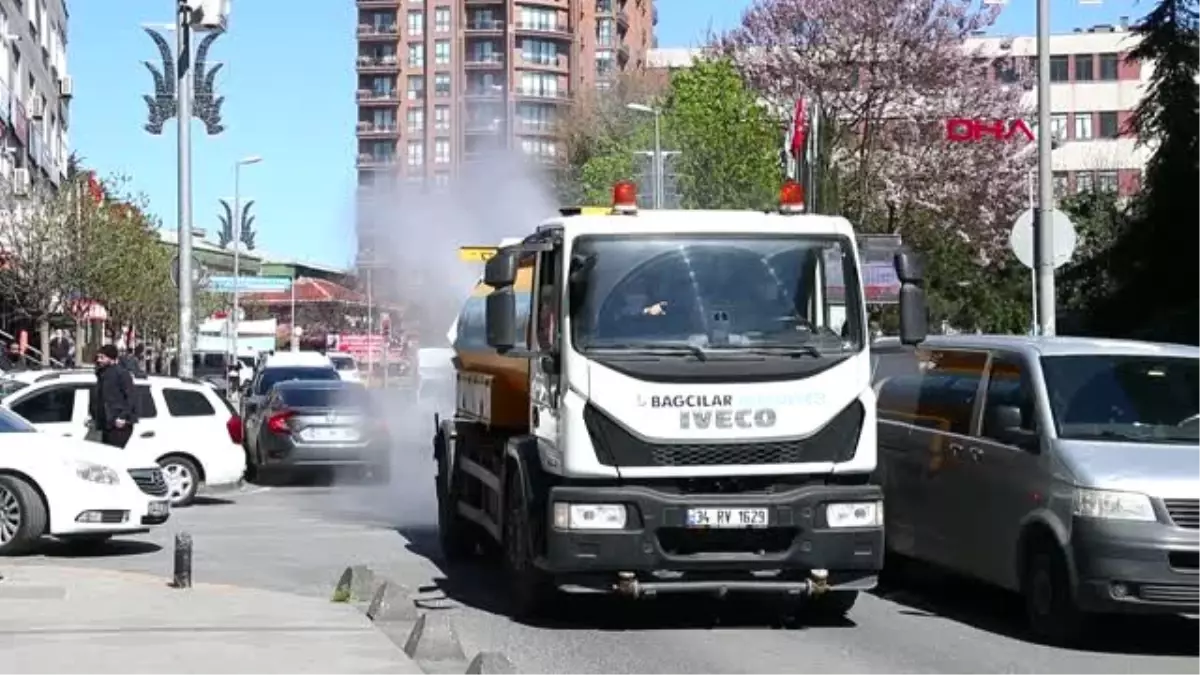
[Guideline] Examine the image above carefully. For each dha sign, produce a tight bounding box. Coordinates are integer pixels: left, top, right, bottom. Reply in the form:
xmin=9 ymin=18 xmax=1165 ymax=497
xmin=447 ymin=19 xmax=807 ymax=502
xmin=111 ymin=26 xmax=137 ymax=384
xmin=945 ymin=118 xmax=1035 ymax=142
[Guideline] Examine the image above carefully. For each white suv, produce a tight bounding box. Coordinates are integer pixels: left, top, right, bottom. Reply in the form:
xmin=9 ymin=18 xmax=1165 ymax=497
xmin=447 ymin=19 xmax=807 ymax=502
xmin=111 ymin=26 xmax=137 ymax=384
xmin=0 ymin=370 xmax=246 ymax=506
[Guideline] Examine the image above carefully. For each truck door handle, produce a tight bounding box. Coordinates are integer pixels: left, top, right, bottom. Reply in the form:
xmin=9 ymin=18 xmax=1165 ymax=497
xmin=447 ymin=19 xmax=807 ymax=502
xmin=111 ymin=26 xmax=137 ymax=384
xmin=969 ymin=447 xmax=983 ymax=461
xmin=949 ymin=443 xmax=964 ymax=458
xmin=140 ymin=431 xmax=156 ymax=438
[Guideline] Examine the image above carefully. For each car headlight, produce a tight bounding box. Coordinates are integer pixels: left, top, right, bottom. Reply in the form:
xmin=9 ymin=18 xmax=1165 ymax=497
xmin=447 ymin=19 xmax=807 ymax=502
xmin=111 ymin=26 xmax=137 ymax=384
xmin=825 ymin=501 xmax=884 ymax=528
xmin=552 ymin=503 xmax=627 ymax=530
xmin=1074 ymin=488 xmax=1156 ymax=522
xmin=74 ymin=461 xmax=120 ymax=485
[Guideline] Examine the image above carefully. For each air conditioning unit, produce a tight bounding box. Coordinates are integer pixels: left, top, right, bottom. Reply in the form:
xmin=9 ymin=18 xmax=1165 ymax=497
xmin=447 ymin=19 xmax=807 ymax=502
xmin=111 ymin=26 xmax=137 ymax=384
xmin=13 ymin=168 xmax=31 ymax=196
xmin=59 ymin=76 xmax=72 ymax=99
xmin=30 ymin=98 xmax=44 ymax=120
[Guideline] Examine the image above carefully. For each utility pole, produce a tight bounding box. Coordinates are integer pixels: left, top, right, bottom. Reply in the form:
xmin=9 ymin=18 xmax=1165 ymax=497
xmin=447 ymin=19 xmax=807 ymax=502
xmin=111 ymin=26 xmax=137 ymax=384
xmin=1034 ymin=0 xmax=1057 ymax=335
xmin=230 ymin=155 xmax=262 ymax=383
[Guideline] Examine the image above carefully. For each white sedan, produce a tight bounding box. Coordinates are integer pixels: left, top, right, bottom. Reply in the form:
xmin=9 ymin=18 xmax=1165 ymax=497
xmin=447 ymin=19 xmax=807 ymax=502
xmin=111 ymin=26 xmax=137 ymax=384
xmin=0 ymin=406 xmax=170 ymax=555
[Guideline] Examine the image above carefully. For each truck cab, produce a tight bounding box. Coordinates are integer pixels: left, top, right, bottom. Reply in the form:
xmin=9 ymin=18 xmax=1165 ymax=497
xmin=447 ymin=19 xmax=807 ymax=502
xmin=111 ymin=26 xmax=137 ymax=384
xmin=434 ymin=180 xmax=928 ymax=618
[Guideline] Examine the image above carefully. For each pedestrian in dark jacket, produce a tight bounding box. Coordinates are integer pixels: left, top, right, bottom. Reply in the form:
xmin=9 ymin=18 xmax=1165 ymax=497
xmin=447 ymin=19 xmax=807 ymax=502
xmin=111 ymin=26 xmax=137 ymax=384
xmin=119 ymin=345 xmax=146 ymax=377
xmin=0 ymin=342 xmax=28 ymax=372
xmin=90 ymin=345 xmax=138 ymax=448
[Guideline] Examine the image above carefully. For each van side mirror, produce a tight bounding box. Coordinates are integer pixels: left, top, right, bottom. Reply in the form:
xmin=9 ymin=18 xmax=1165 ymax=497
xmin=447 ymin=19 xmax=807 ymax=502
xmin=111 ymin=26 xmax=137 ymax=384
xmin=484 ymin=249 xmax=518 ymax=288
xmin=895 ymin=250 xmax=928 ymax=346
xmin=988 ymin=404 xmax=1039 ymax=450
xmin=485 ymin=287 xmax=517 ymax=352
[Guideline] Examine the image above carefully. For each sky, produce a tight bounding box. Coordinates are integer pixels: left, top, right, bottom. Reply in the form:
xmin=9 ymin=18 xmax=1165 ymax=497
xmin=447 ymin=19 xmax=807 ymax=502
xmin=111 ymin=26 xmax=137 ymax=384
xmin=66 ymin=0 xmax=1146 ymax=268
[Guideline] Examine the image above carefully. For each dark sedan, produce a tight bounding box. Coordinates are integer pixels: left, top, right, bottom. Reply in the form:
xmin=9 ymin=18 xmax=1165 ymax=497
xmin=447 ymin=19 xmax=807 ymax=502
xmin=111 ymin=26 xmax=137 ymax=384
xmin=244 ymin=380 xmax=391 ymax=483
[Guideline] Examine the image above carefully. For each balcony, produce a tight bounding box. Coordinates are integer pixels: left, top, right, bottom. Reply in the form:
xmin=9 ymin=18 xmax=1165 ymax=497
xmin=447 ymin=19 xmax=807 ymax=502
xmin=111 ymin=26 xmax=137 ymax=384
xmin=519 ymin=53 xmax=568 ymax=72
xmin=616 ymin=10 xmax=629 ymax=32
xmin=464 ymin=118 xmax=506 ymax=135
xmin=357 ymin=89 xmax=402 ymax=106
xmin=357 ymin=153 xmax=398 ymax=169
xmin=356 ymin=54 xmax=400 ymax=73
xmin=357 ymin=0 xmax=400 ymax=7
xmin=515 ymin=120 xmax=560 ymax=136
xmin=515 ymin=88 xmax=571 ymax=103
xmin=357 ymin=121 xmax=400 ymax=138
xmin=465 ymin=18 xmax=505 ymax=34
xmin=617 ymin=43 xmax=630 ymax=64
xmin=465 ymin=53 xmax=505 ymax=69
xmin=464 ymin=0 xmax=504 ymax=4
xmin=464 ymin=84 xmax=505 ymax=99
xmin=357 ymin=23 xmax=400 ymax=41
xmin=515 ymin=21 xmax=572 ymax=40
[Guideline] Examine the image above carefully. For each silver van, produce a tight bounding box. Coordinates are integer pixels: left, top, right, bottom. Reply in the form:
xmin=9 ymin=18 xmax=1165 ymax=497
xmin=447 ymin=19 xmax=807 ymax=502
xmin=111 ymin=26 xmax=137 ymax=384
xmin=871 ymin=335 xmax=1198 ymax=644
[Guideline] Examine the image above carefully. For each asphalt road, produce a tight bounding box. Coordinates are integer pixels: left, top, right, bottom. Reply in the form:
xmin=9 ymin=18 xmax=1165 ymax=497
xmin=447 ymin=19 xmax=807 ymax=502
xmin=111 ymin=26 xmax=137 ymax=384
xmin=5 ymin=421 xmax=1197 ymax=673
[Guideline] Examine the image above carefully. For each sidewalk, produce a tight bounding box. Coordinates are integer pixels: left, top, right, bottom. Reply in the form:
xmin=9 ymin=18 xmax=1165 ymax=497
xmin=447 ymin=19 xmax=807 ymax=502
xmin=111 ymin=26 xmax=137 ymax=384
xmin=0 ymin=565 xmax=422 ymax=674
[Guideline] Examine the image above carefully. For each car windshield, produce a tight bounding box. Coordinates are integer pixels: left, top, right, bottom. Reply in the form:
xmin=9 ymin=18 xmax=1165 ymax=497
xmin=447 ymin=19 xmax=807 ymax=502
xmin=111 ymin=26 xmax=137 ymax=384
xmin=0 ymin=406 xmax=36 ymax=433
xmin=280 ymin=385 xmax=370 ymax=409
xmin=0 ymin=378 xmax=29 ymax=398
xmin=258 ymin=367 xmax=340 ymax=394
xmin=570 ymin=234 xmax=863 ymax=354
xmin=1041 ymin=354 xmax=1199 ymax=444
xmin=328 ymin=355 xmax=357 ymax=371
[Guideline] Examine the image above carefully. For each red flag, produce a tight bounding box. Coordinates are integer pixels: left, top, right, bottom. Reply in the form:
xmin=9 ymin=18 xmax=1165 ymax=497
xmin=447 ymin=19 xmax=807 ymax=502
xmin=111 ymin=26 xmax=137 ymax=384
xmin=789 ymin=99 xmax=808 ymax=159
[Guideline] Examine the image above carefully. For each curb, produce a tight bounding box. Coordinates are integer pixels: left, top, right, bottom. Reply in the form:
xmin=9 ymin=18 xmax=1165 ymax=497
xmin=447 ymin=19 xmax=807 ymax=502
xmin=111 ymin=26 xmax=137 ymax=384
xmin=333 ymin=565 xmax=514 ymax=674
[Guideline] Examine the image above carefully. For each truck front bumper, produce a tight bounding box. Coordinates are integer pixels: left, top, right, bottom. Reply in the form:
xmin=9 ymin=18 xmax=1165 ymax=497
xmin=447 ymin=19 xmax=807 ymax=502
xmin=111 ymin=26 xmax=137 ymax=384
xmin=538 ymin=482 xmax=884 ymax=595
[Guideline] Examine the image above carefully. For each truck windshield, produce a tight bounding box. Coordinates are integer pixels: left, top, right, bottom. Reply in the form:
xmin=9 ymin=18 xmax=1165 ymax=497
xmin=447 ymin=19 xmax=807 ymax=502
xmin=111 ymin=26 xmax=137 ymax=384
xmin=570 ymin=235 xmax=863 ymax=355
xmin=1041 ymin=354 xmax=1199 ymax=444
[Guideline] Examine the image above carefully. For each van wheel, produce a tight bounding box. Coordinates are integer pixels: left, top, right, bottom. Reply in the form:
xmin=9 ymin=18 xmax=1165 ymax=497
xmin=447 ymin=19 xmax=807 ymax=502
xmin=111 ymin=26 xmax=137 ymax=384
xmin=159 ymin=455 xmax=200 ymax=507
xmin=0 ymin=475 xmax=48 ymax=556
xmin=436 ymin=439 xmax=474 ymax=562
xmin=503 ymin=469 xmax=555 ymax=620
xmin=1023 ymin=541 xmax=1088 ymax=645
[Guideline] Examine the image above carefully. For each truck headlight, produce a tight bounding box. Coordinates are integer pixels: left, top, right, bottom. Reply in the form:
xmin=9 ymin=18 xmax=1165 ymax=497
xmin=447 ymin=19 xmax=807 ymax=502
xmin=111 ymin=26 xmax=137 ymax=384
xmin=75 ymin=461 xmax=120 ymax=485
xmin=1074 ymin=488 xmax=1156 ymax=522
xmin=825 ymin=501 xmax=883 ymax=528
xmin=553 ymin=503 xmax=627 ymax=530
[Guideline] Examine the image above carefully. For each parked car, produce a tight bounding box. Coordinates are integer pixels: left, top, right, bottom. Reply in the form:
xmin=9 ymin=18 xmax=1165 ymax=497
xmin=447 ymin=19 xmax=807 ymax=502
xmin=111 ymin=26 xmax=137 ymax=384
xmin=241 ymin=352 xmax=340 ymax=445
xmin=872 ymin=335 xmax=1199 ymax=644
xmin=244 ymin=380 xmax=390 ymax=483
xmin=0 ymin=405 xmax=170 ymax=555
xmin=0 ymin=370 xmax=246 ymax=507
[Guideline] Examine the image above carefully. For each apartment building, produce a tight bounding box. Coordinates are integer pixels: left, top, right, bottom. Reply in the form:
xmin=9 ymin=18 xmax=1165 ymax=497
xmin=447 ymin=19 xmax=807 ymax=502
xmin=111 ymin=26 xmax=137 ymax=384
xmin=649 ymin=20 xmax=1152 ymax=199
xmin=0 ymin=0 xmax=70 ymax=191
xmin=354 ymin=0 xmax=655 ymax=196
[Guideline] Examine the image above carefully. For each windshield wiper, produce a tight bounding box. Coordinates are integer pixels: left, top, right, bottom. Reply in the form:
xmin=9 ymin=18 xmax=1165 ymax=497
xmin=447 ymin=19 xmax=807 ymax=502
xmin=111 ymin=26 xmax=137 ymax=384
xmin=725 ymin=345 xmax=824 ymax=359
xmin=587 ymin=342 xmax=707 ymax=361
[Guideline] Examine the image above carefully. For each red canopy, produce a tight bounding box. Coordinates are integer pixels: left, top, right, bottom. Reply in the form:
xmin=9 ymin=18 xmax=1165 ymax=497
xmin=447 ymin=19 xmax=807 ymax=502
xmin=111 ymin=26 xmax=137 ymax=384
xmin=241 ymin=276 xmax=366 ymax=306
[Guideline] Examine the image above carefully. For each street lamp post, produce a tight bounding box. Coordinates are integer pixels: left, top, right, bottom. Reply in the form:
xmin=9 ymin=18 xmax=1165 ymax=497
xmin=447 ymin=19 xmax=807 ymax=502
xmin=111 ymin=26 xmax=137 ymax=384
xmin=230 ymin=155 xmax=262 ymax=381
xmin=1034 ymin=0 xmax=1056 ymax=336
xmin=626 ymin=103 xmax=662 ymax=209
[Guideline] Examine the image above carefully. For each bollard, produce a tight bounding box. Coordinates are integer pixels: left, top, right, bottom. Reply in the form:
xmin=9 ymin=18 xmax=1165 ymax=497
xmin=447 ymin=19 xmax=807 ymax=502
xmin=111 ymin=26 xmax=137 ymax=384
xmin=172 ymin=532 xmax=193 ymax=589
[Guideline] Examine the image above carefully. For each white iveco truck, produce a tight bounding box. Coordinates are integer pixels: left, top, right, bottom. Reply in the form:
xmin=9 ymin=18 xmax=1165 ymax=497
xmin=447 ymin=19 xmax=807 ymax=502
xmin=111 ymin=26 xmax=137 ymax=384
xmin=434 ymin=180 xmax=928 ymax=618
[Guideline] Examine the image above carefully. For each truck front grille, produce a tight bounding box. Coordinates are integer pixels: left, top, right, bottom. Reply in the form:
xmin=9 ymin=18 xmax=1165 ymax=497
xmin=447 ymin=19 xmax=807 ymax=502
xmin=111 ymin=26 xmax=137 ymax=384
xmin=1165 ymin=499 xmax=1199 ymax=529
xmin=583 ymin=401 xmax=864 ymax=467
xmin=128 ymin=468 xmax=169 ymax=497
xmin=657 ymin=527 xmax=798 ymax=555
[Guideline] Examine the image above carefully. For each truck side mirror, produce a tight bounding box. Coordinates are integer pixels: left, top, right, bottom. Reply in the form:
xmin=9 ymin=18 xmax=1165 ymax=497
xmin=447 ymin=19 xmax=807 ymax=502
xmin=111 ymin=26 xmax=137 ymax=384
xmin=484 ymin=249 xmax=518 ymax=288
xmin=485 ymin=287 xmax=517 ymax=352
xmin=895 ymin=250 xmax=928 ymax=346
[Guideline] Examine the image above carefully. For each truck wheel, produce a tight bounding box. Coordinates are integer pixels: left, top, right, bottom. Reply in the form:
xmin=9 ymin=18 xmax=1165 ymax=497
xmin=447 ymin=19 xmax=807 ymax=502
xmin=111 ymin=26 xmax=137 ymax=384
xmin=0 ymin=475 xmax=48 ymax=556
xmin=436 ymin=438 xmax=474 ymax=562
xmin=1023 ymin=541 xmax=1088 ymax=645
xmin=806 ymin=590 xmax=859 ymax=621
xmin=503 ymin=469 xmax=554 ymax=620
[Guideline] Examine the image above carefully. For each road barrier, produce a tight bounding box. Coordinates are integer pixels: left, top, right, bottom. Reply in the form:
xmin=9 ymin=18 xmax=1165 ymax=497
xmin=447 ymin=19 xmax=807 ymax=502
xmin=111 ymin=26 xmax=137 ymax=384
xmin=333 ymin=565 xmax=514 ymax=674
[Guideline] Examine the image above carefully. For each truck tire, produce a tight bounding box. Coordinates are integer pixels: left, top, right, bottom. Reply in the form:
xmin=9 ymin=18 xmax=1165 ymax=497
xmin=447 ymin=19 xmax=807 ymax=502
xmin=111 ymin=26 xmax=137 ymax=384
xmin=503 ymin=468 xmax=554 ymax=620
xmin=436 ymin=435 xmax=474 ymax=562
xmin=806 ymin=590 xmax=859 ymax=621
xmin=0 ymin=474 xmax=48 ymax=556
xmin=1023 ymin=540 xmax=1088 ymax=645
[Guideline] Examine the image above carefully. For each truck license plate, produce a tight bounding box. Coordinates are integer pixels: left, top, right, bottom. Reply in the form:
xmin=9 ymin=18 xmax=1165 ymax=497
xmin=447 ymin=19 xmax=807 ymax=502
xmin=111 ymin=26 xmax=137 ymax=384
xmin=686 ymin=508 xmax=769 ymax=529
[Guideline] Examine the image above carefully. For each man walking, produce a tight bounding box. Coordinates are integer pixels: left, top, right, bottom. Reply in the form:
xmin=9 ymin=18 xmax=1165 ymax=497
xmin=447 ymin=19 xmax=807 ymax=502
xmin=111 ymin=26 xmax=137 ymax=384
xmin=90 ymin=345 xmax=138 ymax=448
xmin=1 ymin=341 xmax=28 ymax=372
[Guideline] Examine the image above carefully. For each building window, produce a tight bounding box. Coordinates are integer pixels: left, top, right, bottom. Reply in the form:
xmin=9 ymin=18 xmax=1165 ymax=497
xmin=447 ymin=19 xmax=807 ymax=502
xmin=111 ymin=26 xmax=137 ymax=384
xmin=1074 ymin=113 xmax=1093 ymax=140
xmin=519 ymin=6 xmax=556 ymax=31
xmin=517 ymin=102 xmax=554 ymax=131
xmin=435 ymin=105 xmax=451 ymax=131
xmin=470 ymin=41 xmax=498 ymax=63
xmin=521 ymin=39 xmax=557 ymax=65
xmin=1052 ymin=171 xmax=1069 ymax=198
xmin=992 ymin=58 xmax=1019 ymax=84
xmin=1074 ymin=54 xmax=1094 ymax=81
xmin=407 ymin=140 xmax=424 ymax=166
xmin=1075 ymin=171 xmax=1094 ymax=193
xmin=407 ymin=11 xmax=423 ymax=37
xmin=1049 ymin=55 xmax=1069 ymax=83
xmin=434 ymin=172 xmax=450 ymax=188
xmin=408 ymin=43 xmax=424 ymax=68
xmin=521 ymin=138 xmax=558 ymax=158
xmin=371 ymin=109 xmax=395 ymax=129
xmin=434 ymin=73 xmax=451 ymax=97
xmin=1098 ymin=111 xmax=1119 ymax=138
xmin=435 ymin=40 xmax=451 ymax=66
xmin=435 ymin=139 xmax=450 ymax=164
xmin=407 ymin=75 xmax=425 ymax=100
xmin=435 ymin=7 xmax=451 ymax=32
xmin=597 ymin=17 xmax=614 ymax=46
xmin=1096 ymin=170 xmax=1119 ymax=193
xmin=1099 ymin=53 xmax=1119 ymax=81
xmin=407 ymin=108 xmax=424 ymax=133
xmin=520 ymin=72 xmax=558 ymax=97
xmin=1050 ymin=113 xmax=1068 ymax=142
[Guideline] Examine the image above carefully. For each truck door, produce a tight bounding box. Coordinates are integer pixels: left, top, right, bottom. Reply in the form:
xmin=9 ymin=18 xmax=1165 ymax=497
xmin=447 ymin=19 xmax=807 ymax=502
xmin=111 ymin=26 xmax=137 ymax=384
xmin=530 ymin=248 xmax=562 ymax=446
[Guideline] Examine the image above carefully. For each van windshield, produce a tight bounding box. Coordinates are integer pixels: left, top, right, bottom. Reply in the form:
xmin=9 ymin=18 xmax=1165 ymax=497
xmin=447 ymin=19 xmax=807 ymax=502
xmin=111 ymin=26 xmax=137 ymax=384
xmin=1041 ymin=355 xmax=1199 ymax=444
